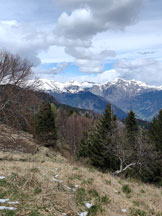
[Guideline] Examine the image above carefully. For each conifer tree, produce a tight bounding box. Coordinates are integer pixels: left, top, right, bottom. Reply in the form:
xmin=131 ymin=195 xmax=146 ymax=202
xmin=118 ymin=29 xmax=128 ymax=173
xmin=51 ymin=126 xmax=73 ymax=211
xmin=125 ymin=110 xmax=138 ymax=144
xmin=124 ymin=110 xmax=138 ymax=162
xmin=34 ymin=102 xmax=57 ymax=147
xmin=77 ymin=131 xmax=91 ymax=158
xmin=89 ymin=104 xmax=118 ymax=170
xmin=149 ymin=109 xmax=162 ymax=152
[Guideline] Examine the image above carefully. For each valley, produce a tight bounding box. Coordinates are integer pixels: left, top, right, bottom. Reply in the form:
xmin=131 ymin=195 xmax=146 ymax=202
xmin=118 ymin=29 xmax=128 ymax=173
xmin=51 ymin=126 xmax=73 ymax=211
xmin=36 ymin=78 xmax=162 ymax=120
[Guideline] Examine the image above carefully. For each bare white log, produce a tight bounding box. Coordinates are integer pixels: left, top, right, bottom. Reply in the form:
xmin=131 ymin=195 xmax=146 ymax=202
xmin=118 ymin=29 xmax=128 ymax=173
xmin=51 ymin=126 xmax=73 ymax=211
xmin=114 ymin=162 xmax=137 ymax=175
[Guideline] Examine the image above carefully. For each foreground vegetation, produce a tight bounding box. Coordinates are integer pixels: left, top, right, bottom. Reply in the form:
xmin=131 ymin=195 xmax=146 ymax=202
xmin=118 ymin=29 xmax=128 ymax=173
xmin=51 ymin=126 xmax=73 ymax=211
xmin=0 ymin=146 xmax=162 ymax=216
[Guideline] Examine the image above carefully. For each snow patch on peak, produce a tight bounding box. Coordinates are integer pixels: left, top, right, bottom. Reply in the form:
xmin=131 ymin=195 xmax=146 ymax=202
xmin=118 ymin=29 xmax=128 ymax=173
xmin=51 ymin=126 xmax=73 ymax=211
xmin=30 ymin=78 xmax=162 ymax=94
xmin=34 ymin=79 xmax=97 ymax=93
xmin=106 ymin=78 xmax=162 ymax=91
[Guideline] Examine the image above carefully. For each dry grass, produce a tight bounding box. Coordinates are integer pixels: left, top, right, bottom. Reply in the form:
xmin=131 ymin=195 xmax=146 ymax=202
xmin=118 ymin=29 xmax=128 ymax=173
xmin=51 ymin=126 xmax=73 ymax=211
xmin=0 ymin=147 xmax=162 ymax=216
xmin=0 ymin=124 xmax=38 ymax=154
xmin=0 ymin=125 xmax=162 ymax=216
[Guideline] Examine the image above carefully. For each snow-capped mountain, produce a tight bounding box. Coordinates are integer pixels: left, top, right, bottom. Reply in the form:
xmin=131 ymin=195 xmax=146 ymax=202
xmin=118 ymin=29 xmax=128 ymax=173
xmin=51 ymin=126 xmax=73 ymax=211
xmin=34 ymin=78 xmax=162 ymax=120
xmin=90 ymin=78 xmax=162 ymax=107
xmin=36 ymin=78 xmax=95 ymax=93
xmin=36 ymin=78 xmax=162 ymax=95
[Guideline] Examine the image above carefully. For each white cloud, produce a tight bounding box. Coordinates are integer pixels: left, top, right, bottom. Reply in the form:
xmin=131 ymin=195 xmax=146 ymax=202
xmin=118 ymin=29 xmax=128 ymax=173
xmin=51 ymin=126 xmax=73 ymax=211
xmin=115 ymin=58 xmax=162 ymax=85
xmin=53 ymin=0 xmax=145 ymax=74
xmin=53 ymin=68 xmax=118 ymax=83
xmin=39 ymin=46 xmax=74 ymax=64
xmin=0 ymin=20 xmax=49 ymax=65
xmin=95 ymin=69 xmax=118 ymax=83
xmin=65 ymin=47 xmax=116 ymax=73
xmin=48 ymin=62 xmax=68 ymax=74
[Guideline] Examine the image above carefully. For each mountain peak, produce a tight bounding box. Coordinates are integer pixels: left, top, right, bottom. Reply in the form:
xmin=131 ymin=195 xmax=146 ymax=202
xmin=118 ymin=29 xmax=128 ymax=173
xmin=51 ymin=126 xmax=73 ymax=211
xmin=32 ymin=78 xmax=162 ymax=93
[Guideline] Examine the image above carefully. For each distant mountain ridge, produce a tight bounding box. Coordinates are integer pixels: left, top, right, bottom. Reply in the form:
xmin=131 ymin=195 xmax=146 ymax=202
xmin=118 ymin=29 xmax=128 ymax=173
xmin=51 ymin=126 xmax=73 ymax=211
xmin=35 ymin=78 xmax=162 ymax=94
xmin=52 ymin=91 xmax=127 ymax=119
xmin=35 ymin=78 xmax=162 ymax=120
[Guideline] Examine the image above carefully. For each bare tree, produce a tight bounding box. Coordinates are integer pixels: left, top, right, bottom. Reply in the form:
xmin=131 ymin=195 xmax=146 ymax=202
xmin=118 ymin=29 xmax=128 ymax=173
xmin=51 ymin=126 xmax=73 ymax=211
xmin=111 ymin=123 xmax=150 ymax=175
xmin=0 ymin=50 xmax=33 ymax=86
xmin=0 ymin=50 xmax=39 ymax=130
xmin=112 ymin=123 xmax=139 ymax=175
xmin=63 ymin=113 xmax=92 ymax=154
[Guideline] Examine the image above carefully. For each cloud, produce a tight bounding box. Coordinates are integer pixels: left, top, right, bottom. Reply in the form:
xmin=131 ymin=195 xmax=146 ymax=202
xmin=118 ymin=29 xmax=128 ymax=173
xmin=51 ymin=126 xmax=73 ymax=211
xmin=0 ymin=20 xmax=50 ymax=66
xmin=65 ymin=47 xmax=116 ymax=73
xmin=53 ymin=0 xmax=145 ymax=74
xmin=138 ymin=51 xmax=155 ymax=55
xmin=54 ymin=58 xmax=162 ymax=86
xmin=33 ymin=62 xmax=68 ymax=80
xmin=54 ymin=0 xmax=144 ymax=40
xmin=53 ymin=68 xmax=118 ymax=83
xmin=47 ymin=62 xmax=68 ymax=75
xmin=95 ymin=69 xmax=118 ymax=83
xmin=115 ymin=58 xmax=162 ymax=85
xmin=2 ymin=0 xmax=160 ymax=84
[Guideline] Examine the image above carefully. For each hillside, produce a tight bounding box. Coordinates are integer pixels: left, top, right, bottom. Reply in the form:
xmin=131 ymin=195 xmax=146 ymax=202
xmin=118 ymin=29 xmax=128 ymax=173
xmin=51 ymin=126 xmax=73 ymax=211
xmin=52 ymin=91 xmax=127 ymax=119
xmin=34 ymin=78 xmax=162 ymax=120
xmin=0 ymin=126 xmax=162 ymax=216
xmin=125 ymin=90 xmax=162 ymax=120
xmin=0 ymin=84 xmax=99 ymax=131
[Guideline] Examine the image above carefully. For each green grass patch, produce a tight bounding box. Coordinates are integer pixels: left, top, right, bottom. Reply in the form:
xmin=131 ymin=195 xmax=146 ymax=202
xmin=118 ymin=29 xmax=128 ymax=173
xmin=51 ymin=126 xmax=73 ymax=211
xmin=88 ymin=189 xmax=99 ymax=199
xmin=75 ymin=188 xmax=87 ymax=205
xmin=101 ymin=195 xmax=111 ymax=204
xmin=122 ymin=184 xmax=132 ymax=195
xmin=0 ymin=210 xmax=16 ymax=216
xmin=88 ymin=204 xmax=101 ymax=216
xmin=34 ymin=187 xmax=42 ymax=195
xmin=30 ymin=168 xmax=40 ymax=173
xmin=0 ymin=179 xmax=8 ymax=187
xmin=129 ymin=208 xmax=147 ymax=216
xmin=105 ymin=180 xmax=111 ymax=185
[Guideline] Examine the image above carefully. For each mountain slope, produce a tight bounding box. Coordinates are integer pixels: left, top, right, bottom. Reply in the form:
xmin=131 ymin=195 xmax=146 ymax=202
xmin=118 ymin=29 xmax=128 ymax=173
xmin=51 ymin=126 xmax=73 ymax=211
xmin=0 ymin=132 xmax=162 ymax=216
xmin=35 ymin=78 xmax=162 ymax=120
xmin=125 ymin=90 xmax=162 ymax=120
xmin=89 ymin=79 xmax=162 ymax=120
xmin=52 ymin=91 xmax=127 ymax=119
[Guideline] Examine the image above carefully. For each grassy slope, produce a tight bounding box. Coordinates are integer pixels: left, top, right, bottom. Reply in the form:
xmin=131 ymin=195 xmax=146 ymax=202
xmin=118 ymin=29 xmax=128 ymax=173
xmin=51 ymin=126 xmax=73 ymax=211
xmin=0 ymin=128 xmax=162 ymax=216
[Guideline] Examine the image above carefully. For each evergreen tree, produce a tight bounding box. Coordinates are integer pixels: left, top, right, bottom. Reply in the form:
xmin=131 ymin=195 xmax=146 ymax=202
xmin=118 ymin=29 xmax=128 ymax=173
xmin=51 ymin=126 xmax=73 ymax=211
xmin=124 ymin=110 xmax=138 ymax=162
xmin=89 ymin=104 xmax=118 ymax=170
xmin=77 ymin=131 xmax=91 ymax=158
xmin=34 ymin=102 xmax=57 ymax=147
xmin=149 ymin=109 xmax=162 ymax=152
xmin=125 ymin=110 xmax=138 ymax=144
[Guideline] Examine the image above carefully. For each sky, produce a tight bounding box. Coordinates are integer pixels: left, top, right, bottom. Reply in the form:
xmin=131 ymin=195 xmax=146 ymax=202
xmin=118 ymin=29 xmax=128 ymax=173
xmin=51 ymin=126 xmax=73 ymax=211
xmin=0 ymin=0 xmax=162 ymax=85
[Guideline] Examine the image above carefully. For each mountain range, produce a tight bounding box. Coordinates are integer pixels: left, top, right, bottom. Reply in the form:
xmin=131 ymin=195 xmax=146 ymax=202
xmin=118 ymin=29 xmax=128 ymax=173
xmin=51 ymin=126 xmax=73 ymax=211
xmin=35 ymin=78 xmax=162 ymax=120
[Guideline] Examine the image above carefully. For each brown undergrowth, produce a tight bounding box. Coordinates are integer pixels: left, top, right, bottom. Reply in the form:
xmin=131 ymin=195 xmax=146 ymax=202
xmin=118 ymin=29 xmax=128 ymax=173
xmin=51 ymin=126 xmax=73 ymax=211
xmin=0 ymin=126 xmax=162 ymax=216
